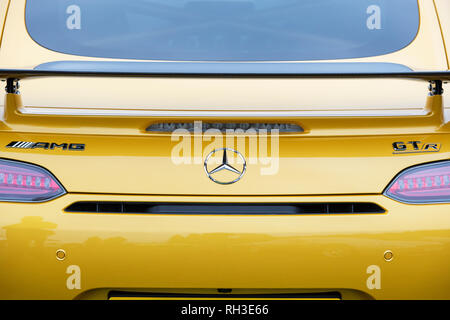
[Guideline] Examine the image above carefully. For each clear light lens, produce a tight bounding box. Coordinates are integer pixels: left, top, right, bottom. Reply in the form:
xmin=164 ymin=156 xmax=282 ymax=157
xmin=0 ymin=159 xmax=65 ymax=202
xmin=384 ymin=161 xmax=450 ymax=204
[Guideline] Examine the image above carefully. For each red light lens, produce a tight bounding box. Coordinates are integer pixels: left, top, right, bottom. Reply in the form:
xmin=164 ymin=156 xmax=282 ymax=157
xmin=384 ymin=161 xmax=450 ymax=204
xmin=0 ymin=159 xmax=65 ymax=202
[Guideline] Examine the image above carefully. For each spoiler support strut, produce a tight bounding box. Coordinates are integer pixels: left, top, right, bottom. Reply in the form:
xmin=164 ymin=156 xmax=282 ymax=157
xmin=5 ymin=78 xmax=19 ymax=94
xmin=429 ymin=80 xmax=444 ymax=96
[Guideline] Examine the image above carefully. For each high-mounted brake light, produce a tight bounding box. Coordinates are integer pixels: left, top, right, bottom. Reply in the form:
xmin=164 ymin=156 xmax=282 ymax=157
xmin=0 ymin=159 xmax=65 ymax=202
xmin=384 ymin=161 xmax=450 ymax=204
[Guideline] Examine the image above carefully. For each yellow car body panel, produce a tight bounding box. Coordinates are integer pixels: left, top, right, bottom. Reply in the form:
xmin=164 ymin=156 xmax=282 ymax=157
xmin=0 ymin=0 xmax=449 ymax=300
xmin=1 ymin=193 xmax=449 ymax=300
xmin=0 ymin=0 xmax=448 ymax=111
xmin=0 ymin=95 xmax=449 ymax=196
xmin=434 ymin=0 xmax=450 ymax=68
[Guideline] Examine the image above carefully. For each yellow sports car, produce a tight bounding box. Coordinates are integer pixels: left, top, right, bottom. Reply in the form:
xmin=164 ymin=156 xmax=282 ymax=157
xmin=0 ymin=0 xmax=449 ymax=300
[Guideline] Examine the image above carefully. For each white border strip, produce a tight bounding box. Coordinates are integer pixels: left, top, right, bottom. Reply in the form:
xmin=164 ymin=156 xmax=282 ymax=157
xmin=18 ymin=107 xmax=428 ymax=117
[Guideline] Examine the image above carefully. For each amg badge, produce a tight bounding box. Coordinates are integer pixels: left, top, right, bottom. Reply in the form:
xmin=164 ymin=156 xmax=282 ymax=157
xmin=6 ymin=141 xmax=85 ymax=151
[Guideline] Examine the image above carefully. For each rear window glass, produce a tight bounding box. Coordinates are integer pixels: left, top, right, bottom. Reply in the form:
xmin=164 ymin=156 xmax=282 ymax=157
xmin=25 ymin=0 xmax=419 ymax=61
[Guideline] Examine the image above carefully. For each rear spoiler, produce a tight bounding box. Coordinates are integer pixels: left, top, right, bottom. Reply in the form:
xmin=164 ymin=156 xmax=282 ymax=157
xmin=1 ymin=68 xmax=450 ymax=80
xmin=1 ymin=65 xmax=449 ymax=90
xmin=0 ymin=68 xmax=449 ymax=136
xmin=1 ymin=67 xmax=449 ymax=94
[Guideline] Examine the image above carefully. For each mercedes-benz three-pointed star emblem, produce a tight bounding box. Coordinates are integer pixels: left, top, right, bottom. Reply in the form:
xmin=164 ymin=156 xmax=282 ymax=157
xmin=204 ymin=148 xmax=246 ymax=185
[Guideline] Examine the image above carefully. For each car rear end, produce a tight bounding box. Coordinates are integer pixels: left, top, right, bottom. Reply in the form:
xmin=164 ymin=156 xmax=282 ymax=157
xmin=0 ymin=0 xmax=449 ymax=300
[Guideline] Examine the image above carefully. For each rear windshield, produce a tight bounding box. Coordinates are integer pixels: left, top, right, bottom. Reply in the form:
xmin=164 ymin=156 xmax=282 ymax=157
xmin=25 ymin=0 xmax=419 ymax=61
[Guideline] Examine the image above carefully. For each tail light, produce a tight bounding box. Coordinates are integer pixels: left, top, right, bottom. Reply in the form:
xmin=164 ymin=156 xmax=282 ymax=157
xmin=384 ymin=161 xmax=450 ymax=204
xmin=0 ymin=159 xmax=65 ymax=202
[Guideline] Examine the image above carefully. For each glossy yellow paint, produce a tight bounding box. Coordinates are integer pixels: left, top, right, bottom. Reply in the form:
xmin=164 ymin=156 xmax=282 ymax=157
xmin=2 ymin=119 xmax=450 ymax=196
xmin=1 ymin=93 xmax=448 ymax=136
xmin=0 ymin=0 xmax=449 ymax=300
xmin=0 ymin=0 xmax=10 ymax=48
xmin=3 ymin=0 xmax=446 ymax=69
xmin=0 ymin=194 xmax=449 ymax=300
xmin=434 ymin=0 xmax=450 ymax=69
xmin=0 ymin=0 xmax=448 ymax=111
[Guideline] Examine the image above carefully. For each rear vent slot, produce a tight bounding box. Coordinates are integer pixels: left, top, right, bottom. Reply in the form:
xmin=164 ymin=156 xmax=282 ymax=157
xmin=108 ymin=290 xmax=341 ymax=300
xmin=65 ymin=202 xmax=385 ymax=215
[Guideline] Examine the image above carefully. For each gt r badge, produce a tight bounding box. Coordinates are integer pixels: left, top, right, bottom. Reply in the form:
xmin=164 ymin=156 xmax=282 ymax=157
xmin=204 ymin=148 xmax=246 ymax=185
xmin=6 ymin=141 xmax=85 ymax=151
xmin=392 ymin=141 xmax=441 ymax=154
